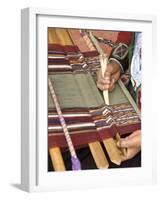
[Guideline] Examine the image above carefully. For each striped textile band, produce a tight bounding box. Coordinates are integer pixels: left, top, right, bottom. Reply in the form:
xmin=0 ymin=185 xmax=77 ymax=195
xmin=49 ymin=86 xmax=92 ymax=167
xmin=48 ymin=113 xmax=91 ymax=118
xmin=48 ymin=78 xmax=81 ymax=170
xmin=48 ymin=103 xmax=141 ymax=149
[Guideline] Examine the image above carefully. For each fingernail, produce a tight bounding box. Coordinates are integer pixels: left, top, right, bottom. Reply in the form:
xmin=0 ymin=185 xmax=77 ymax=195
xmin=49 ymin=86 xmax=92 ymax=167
xmin=117 ymin=141 xmax=121 ymax=147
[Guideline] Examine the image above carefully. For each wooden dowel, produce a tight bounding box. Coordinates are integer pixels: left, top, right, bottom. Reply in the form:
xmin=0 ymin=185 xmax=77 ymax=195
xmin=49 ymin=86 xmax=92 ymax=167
xmin=100 ymin=54 xmax=110 ymax=105
xmin=118 ymin=79 xmax=141 ymax=119
xmin=55 ymin=28 xmax=73 ymax=46
xmin=103 ymin=138 xmax=122 ymax=165
xmin=88 ymin=141 xmax=109 ymax=169
xmin=48 ymin=28 xmax=59 ymax=44
xmin=49 ymin=147 xmax=66 ymax=171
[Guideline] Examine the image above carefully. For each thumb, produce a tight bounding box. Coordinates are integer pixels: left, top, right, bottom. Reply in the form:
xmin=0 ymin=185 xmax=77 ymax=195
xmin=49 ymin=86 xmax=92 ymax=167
xmin=117 ymin=135 xmax=141 ymax=148
xmin=104 ymin=71 xmax=112 ymax=82
xmin=104 ymin=70 xmax=112 ymax=78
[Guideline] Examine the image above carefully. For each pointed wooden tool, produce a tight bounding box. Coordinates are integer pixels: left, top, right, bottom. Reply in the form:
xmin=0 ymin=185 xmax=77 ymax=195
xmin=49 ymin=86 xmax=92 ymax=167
xmin=88 ymin=141 xmax=109 ymax=169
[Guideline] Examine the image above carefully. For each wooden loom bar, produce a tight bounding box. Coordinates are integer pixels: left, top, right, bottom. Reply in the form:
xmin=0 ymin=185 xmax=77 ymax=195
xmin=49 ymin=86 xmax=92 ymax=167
xmin=88 ymin=142 xmax=109 ymax=169
xmin=49 ymin=147 xmax=66 ymax=171
xmin=118 ymin=79 xmax=141 ymax=119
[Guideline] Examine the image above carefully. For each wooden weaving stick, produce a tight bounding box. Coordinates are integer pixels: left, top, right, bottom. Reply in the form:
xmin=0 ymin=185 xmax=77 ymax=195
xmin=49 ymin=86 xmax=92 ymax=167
xmin=118 ymin=79 xmax=141 ymax=119
xmin=55 ymin=28 xmax=74 ymax=46
xmin=99 ymin=54 xmax=109 ymax=105
xmin=48 ymin=28 xmax=59 ymax=44
xmin=49 ymin=147 xmax=66 ymax=171
xmin=89 ymin=31 xmax=122 ymax=165
xmin=88 ymin=142 xmax=109 ymax=169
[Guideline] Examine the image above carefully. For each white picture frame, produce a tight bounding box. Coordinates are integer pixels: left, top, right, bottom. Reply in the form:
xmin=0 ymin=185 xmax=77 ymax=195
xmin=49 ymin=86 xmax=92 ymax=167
xmin=21 ymin=7 xmax=156 ymax=192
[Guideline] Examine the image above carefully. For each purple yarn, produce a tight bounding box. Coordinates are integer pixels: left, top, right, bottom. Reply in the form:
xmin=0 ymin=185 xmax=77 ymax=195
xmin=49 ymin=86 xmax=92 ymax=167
xmin=71 ymin=156 xmax=81 ymax=170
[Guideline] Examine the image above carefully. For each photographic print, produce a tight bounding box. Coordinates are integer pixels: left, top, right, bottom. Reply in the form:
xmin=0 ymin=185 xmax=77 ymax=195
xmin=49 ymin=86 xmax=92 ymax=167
xmin=47 ymin=28 xmax=141 ymax=172
xmin=21 ymin=8 xmax=155 ymax=191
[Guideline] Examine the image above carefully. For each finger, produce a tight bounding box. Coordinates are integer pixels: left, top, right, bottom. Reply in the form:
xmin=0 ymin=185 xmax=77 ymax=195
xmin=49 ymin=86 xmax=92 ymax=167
xmin=106 ymin=71 xmax=119 ymax=91
xmin=97 ymin=78 xmax=111 ymax=91
xmin=104 ymin=71 xmax=112 ymax=79
xmin=97 ymin=82 xmax=111 ymax=91
xmin=117 ymin=138 xmax=134 ymax=148
xmin=111 ymin=71 xmax=120 ymax=83
xmin=128 ymin=130 xmax=141 ymax=138
xmin=106 ymin=77 xmax=117 ymax=92
xmin=117 ymin=135 xmax=141 ymax=148
xmin=97 ymin=76 xmax=112 ymax=90
xmin=97 ymin=69 xmax=111 ymax=83
xmin=97 ymin=79 xmax=115 ymax=91
xmin=96 ymin=69 xmax=103 ymax=80
xmin=98 ymin=77 xmax=111 ymax=85
xmin=97 ymin=69 xmax=117 ymax=91
xmin=121 ymin=147 xmax=141 ymax=161
xmin=120 ymin=155 xmax=128 ymax=161
xmin=98 ymin=68 xmax=111 ymax=80
xmin=108 ymin=81 xmax=116 ymax=92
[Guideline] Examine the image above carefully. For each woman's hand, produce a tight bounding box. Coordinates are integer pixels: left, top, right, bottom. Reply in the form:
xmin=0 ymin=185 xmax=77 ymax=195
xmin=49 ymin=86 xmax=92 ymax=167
xmin=117 ymin=130 xmax=141 ymax=161
xmin=97 ymin=60 xmax=121 ymax=92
